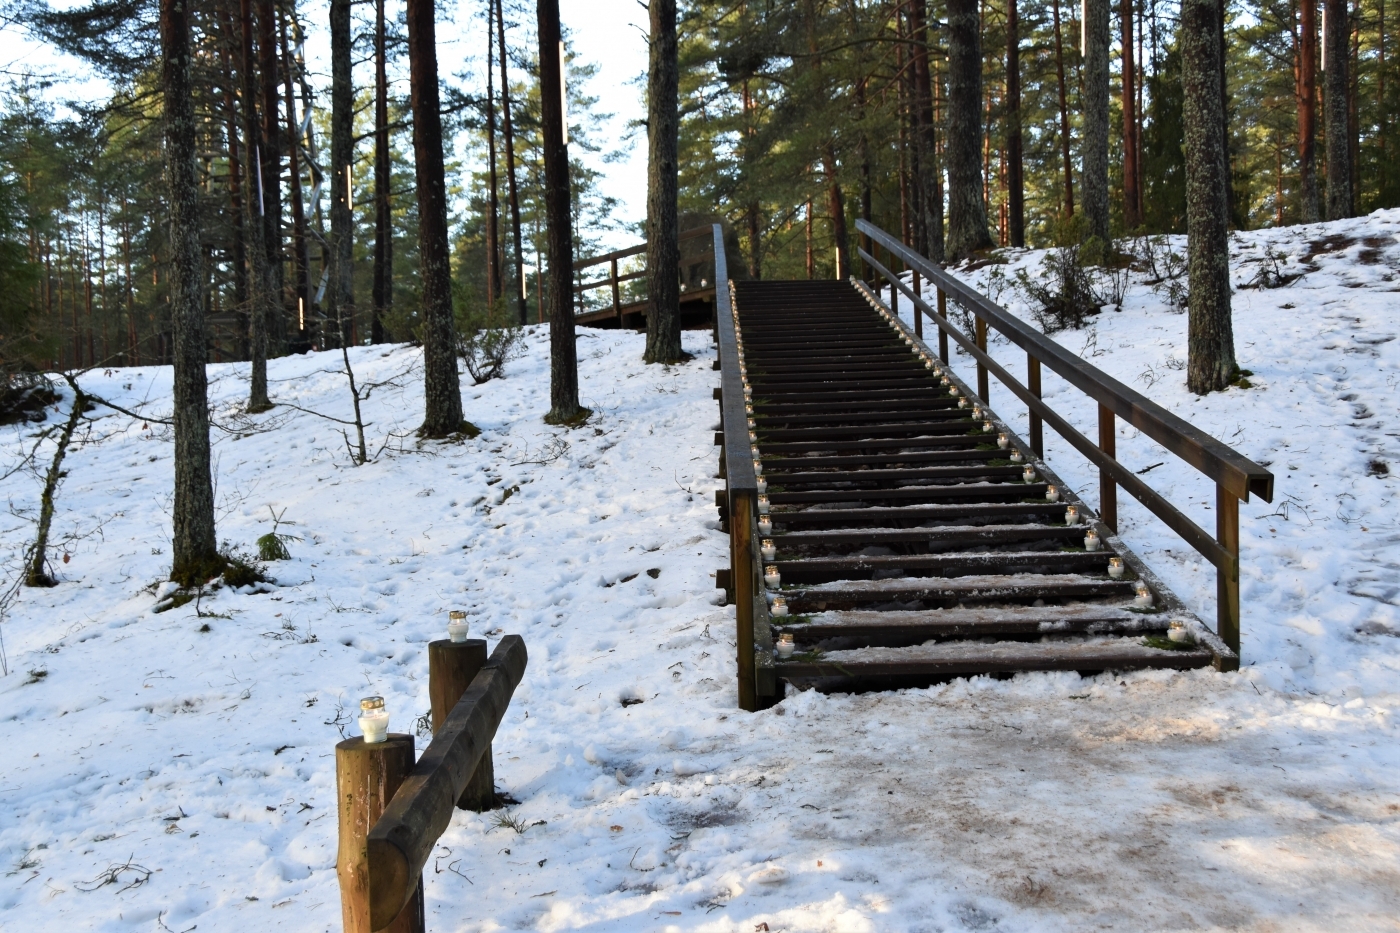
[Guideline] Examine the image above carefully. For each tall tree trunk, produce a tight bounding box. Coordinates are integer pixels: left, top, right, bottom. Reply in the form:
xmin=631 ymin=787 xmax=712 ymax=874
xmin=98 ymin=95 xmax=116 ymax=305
xmin=160 ymin=0 xmax=219 ymax=582
xmin=1052 ymin=0 xmax=1075 ymax=217
xmin=281 ymin=10 xmax=310 ymax=342
xmin=806 ymin=197 xmax=815 ymax=279
xmin=330 ymin=0 xmax=355 ymax=348
xmin=538 ymin=0 xmax=585 ymax=423
xmin=485 ymin=11 xmax=502 ymax=306
xmin=945 ymin=0 xmax=994 ymax=260
xmin=372 ymin=0 xmax=392 ymax=342
xmin=218 ymin=20 xmax=248 ymax=341
xmin=257 ymin=0 xmax=284 ymax=353
xmin=644 ymin=0 xmax=682 ymax=363
xmin=406 ymin=0 xmax=466 ymax=436
xmin=910 ymin=0 xmax=945 ymax=262
xmin=1082 ymin=0 xmax=1111 ymax=242
xmin=1298 ymin=0 xmax=1321 ymax=222
xmin=1181 ymin=0 xmax=1236 ymax=393
xmin=822 ymin=147 xmax=850 ymax=278
xmin=1006 ymin=0 xmax=1025 ymax=247
xmin=1121 ymin=0 xmax=1141 ymax=230
xmin=240 ymin=0 xmax=272 ymax=410
xmin=497 ymin=0 xmax=528 ymax=326
xmin=1323 ymin=0 xmax=1353 ymax=218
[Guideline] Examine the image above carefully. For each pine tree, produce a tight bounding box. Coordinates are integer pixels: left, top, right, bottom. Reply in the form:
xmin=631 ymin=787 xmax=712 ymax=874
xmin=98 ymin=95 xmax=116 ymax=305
xmin=946 ymin=0 xmax=994 ymax=260
xmin=644 ymin=0 xmax=683 ymax=364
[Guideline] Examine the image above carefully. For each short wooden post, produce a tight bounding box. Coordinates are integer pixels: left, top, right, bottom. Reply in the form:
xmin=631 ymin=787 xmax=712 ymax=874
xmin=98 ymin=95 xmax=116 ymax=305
xmin=936 ymin=289 xmax=949 ymax=362
xmin=1216 ymin=484 xmax=1241 ymax=670
xmin=429 ymin=639 xmax=496 ymax=811
xmin=889 ymin=251 xmax=899 ymax=319
xmin=1097 ymin=404 xmax=1117 ymax=531
xmin=912 ymin=270 xmax=922 ymax=338
xmin=731 ymin=491 xmax=757 ymax=712
xmin=1027 ymin=354 xmax=1043 ymax=456
xmin=610 ymin=257 xmax=621 ymax=325
xmin=336 ymin=735 xmax=424 ymax=933
xmin=975 ymin=315 xmax=989 ymax=402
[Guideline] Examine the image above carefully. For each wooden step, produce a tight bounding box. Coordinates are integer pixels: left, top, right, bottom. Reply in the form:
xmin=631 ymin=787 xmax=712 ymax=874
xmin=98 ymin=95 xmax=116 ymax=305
xmin=774 ymin=523 xmax=1088 ymax=551
xmin=780 ymin=573 xmax=1135 ymax=612
xmin=775 ymin=604 xmax=1160 ymax=641
xmin=766 ymin=503 xmax=1072 ymax=527
xmin=772 ymin=549 xmax=1116 ymax=582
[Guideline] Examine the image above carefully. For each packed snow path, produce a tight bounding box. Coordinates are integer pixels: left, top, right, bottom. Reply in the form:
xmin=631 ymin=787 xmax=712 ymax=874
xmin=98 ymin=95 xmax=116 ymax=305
xmin=1 ymin=212 xmax=1398 ymax=931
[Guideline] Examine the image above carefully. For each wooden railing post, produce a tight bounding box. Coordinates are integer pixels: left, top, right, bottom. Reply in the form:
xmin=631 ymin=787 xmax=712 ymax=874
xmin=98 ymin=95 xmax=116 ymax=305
xmin=889 ymin=248 xmax=899 ymax=319
xmin=610 ymin=257 xmax=621 ymax=324
xmin=1028 ymin=353 xmax=1043 ymax=456
xmin=912 ymin=269 xmax=922 ymax=338
xmin=1098 ymin=404 xmax=1117 ymax=531
xmin=975 ymin=315 xmax=989 ymax=402
xmin=936 ymin=288 xmax=949 ymax=363
xmin=428 ymin=638 xmax=495 ymax=811
xmin=337 ymin=733 xmax=423 ymax=933
xmin=731 ymin=491 xmax=757 ymax=712
xmin=1216 ymin=485 xmax=1241 ymax=670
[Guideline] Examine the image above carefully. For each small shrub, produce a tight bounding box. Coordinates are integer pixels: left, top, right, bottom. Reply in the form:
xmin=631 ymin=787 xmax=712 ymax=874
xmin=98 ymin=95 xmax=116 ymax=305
xmin=256 ymin=533 xmax=291 ymax=561
xmin=1016 ymin=242 xmax=1104 ymax=333
xmin=456 ymin=299 xmax=524 ymax=385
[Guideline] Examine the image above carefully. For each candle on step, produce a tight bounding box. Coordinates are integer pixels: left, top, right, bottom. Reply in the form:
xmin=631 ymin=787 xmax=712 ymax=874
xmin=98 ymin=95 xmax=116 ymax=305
xmin=447 ymin=610 xmax=470 ymax=643
xmin=973 ymin=405 xmax=983 ymax=419
xmin=752 ymin=458 xmax=763 ymax=475
xmin=1133 ymin=582 xmax=1154 ymax=609
xmin=1045 ymin=484 xmax=1060 ymax=502
xmin=770 ymin=595 xmax=788 ymax=617
xmin=957 ymin=398 xmax=968 ymax=409
xmin=983 ymin=420 xmax=994 ymax=433
xmin=757 ymin=494 xmax=771 ymax=515
xmin=775 ymin=632 xmax=795 ymax=659
xmin=1084 ymin=529 xmax=1101 ymax=551
xmin=358 ymin=696 xmax=389 ymax=744
xmin=1168 ymin=619 xmax=1193 ymax=643
xmin=764 ymin=565 xmax=781 ymax=590
xmin=758 ymin=516 xmax=773 ymax=535
xmin=1065 ymin=505 xmax=1080 ymax=525
xmin=940 ymin=375 xmax=951 ymax=386
xmin=1022 ymin=465 xmax=1036 ymax=483
xmin=1010 ymin=450 xmax=1024 ymax=463
xmin=997 ymin=433 xmax=1010 ymax=449
xmin=1107 ymin=557 xmax=1124 ymax=578
xmin=761 ymin=538 xmax=776 ymax=561
xmin=746 ymin=417 xmax=756 ymax=430
xmin=756 ymin=477 xmax=767 ymax=494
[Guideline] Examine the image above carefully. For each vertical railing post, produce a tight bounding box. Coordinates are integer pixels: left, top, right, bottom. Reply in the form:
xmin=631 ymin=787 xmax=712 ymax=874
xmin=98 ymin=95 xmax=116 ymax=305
xmin=1098 ymin=404 xmax=1118 ymax=531
xmin=1027 ymin=353 xmax=1043 ymax=457
xmin=888 ymin=246 xmax=898 ymax=320
xmin=731 ymin=491 xmax=757 ymax=712
xmin=336 ymin=734 xmax=423 ymax=933
xmin=1216 ymin=485 xmax=1241 ymax=671
xmin=428 ymin=637 xmax=495 ymax=811
xmin=610 ymin=257 xmax=621 ymax=325
xmin=936 ymin=288 xmax=949 ymax=363
xmin=912 ymin=269 xmax=922 ymax=338
xmin=975 ymin=315 xmax=989 ymax=402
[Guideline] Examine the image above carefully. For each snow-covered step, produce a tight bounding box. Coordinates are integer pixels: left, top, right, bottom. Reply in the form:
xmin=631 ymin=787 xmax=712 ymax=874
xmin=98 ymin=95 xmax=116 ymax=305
xmin=775 ymin=604 xmax=1161 ymax=642
xmin=780 ymin=572 xmax=1136 ymax=613
xmin=772 ymin=549 xmax=1117 ymax=583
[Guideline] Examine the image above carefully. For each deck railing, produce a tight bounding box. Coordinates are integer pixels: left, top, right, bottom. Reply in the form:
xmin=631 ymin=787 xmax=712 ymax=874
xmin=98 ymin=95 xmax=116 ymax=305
xmin=572 ymin=225 xmax=715 ymax=322
xmin=854 ymin=218 xmax=1273 ymax=667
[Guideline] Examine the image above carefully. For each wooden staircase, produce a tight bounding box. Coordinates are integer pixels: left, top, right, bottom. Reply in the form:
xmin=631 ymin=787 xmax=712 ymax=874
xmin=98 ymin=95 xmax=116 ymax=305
xmin=725 ymin=279 xmax=1234 ymax=694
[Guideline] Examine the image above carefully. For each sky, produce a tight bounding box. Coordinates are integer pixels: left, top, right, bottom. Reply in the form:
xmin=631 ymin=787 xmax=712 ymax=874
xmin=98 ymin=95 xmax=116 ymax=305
xmin=0 ymin=0 xmax=653 ymax=251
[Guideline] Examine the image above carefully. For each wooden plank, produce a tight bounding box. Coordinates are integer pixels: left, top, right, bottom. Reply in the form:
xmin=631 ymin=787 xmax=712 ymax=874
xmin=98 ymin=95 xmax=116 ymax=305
xmin=366 ymin=636 xmax=528 ymax=929
xmin=776 ymin=605 xmax=1161 ymax=640
xmin=775 ymin=639 xmax=1214 ymax=678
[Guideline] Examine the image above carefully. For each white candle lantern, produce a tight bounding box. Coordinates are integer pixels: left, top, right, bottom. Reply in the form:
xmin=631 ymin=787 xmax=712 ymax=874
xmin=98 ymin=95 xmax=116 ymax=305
xmin=745 ymin=403 xmax=754 ymax=416
xmin=949 ymin=385 xmax=960 ymax=396
xmin=1065 ymin=505 xmax=1080 ymax=525
xmin=761 ymin=538 xmax=776 ymax=560
xmin=746 ymin=417 xmax=756 ymax=430
xmin=940 ymin=375 xmax=951 ymax=386
xmin=982 ymin=420 xmax=994 ymax=433
xmin=1133 ymin=582 xmax=1154 ymax=609
xmin=751 ymin=445 xmax=761 ymax=459
xmin=757 ymin=494 xmax=771 ymax=515
xmin=1045 ymin=484 xmax=1060 ymax=502
xmin=1167 ymin=619 xmax=1193 ymax=643
xmin=743 ymin=386 xmax=752 ymax=400
xmin=1010 ymin=450 xmax=1024 ymax=464
xmin=1084 ymin=529 xmax=1101 ymax=551
xmin=758 ymin=516 xmax=773 ymax=535
xmin=1107 ymin=557 xmax=1124 ymax=578
xmin=752 ymin=458 xmax=763 ymax=475
xmin=447 ymin=610 xmax=470 ymax=643
xmin=957 ymin=397 xmax=968 ymax=409
xmin=1022 ymin=465 xmax=1036 ymax=483
xmin=756 ymin=477 xmax=767 ymax=495
xmin=775 ymin=632 xmax=796 ymax=659
xmin=997 ymin=433 xmax=1010 ymax=449
xmin=764 ymin=565 xmax=781 ymax=590
xmin=358 ymin=696 xmax=389 ymax=744
xmin=770 ymin=595 xmax=789 ymax=617
xmin=748 ymin=430 xmax=758 ymax=444
xmin=973 ymin=405 xmax=983 ymax=419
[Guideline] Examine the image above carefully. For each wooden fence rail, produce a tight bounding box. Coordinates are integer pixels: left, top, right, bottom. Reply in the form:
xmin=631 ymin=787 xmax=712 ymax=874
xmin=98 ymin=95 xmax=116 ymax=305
xmin=572 ymin=225 xmax=714 ymax=324
xmin=853 ymin=218 xmax=1273 ymax=665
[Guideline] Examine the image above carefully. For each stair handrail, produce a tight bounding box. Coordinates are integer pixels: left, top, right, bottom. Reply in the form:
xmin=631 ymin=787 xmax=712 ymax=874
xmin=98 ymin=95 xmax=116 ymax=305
xmin=853 ymin=218 xmax=1274 ymax=665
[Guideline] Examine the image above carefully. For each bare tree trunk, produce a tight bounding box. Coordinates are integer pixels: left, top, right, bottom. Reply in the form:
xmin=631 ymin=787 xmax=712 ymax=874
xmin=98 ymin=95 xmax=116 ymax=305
xmin=1181 ymin=0 xmax=1236 ymax=393
xmin=822 ymin=148 xmax=850 ymax=278
xmin=806 ymin=197 xmax=814 ymax=279
xmin=746 ymin=204 xmax=761 ymax=279
xmin=1323 ymin=0 xmax=1353 ymax=218
xmin=485 ymin=11 xmax=502 ymax=306
xmin=240 ymin=0 xmax=272 ymax=410
xmin=330 ymin=0 xmax=355 ymax=348
xmin=1121 ymin=0 xmax=1141 ymax=230
xmin=372 ymin=0 xmax=391 ymax=343
xmin=537 ymin=0 xmax=586 ymax=424
xmin=257 ymin=0 xmax=285 ymax=353
xmin=1082 ymin=0 xmax=1111 ymax=243
xmin=910 ymin=0 xmax=945 ymax=262
xmin=644 ymin=0 xmax=681 ymax=363
xmin=497 ymin=0 xmax=527 ymax=326
xmin=1298 ymin=0 xmax=1321 ymax=222
xmin=25 ymin=380 xmax=83 ymax=587
xmin=1052 ymin=0 xmax=1075 ymax=217
xmin=1006 ymin=0 xmax=1025 ymax=247
xmin=161 ymin=0 xmax=220 ymax=582
xmin=406 ymin=0 xmax=466 ymax=436
xmin=945 ymin=0 xmax=993 ymax=260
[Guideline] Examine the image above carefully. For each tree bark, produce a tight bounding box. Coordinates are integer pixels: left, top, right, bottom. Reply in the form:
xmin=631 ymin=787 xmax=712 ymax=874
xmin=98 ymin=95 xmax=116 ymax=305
xmin=910 ymin=0 xmax=944 ymax=262
xmin=1298 ymin=0 xmax=1320 ymax=222
xmin=406 ymin=0 xmax=466 ymax=436
xmin=330 ymin=0 xmax=355 ymax=348
xmin=257 ymin=0 xmax=284 ymax=353
xmin=281 ymin=10 xmax=310 ymax=343
xmin=1052 ymin=0 xmax=1075 ymax=217
xmin=1082 ymin=0 xmax=1111 ymax=243
xmin=1121 ymin=0 xmax=1141 ymax=230
xmin=240 ymin=0 xmax=272 ymax=410
xmin=1181 ymin=0 xmax=1236 ymax=394
xmin=497 ymin=0 xmax=528 ymax=326
xmin=485 ymin=12 xmax=502 ymax=307
xmin=215 ymin=12 xmax=248 ymax=356
xmin=372 ymin=0 xmax=392 ymax=343
xmin=537 ymin=0 xmax=585 ymax=424
xmin=1323 ymin=0 xmax=1353 ymax=218
xmin=1006 ymin=0 xmax=1025 ymax=247
xmin=822 ymin=147 xmax=850 ymax=278
xmin=161 ymin=0 xmax=220 ymax=582
xmin=945 ymin=0 xmax=993 ymax=261
xmin=644 ymin=0 xmax=682 ymax=364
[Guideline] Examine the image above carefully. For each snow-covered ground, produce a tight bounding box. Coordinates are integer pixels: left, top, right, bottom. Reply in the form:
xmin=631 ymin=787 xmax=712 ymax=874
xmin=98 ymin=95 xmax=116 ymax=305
xmin=1 ymin=212 xmax=1398 ymax=933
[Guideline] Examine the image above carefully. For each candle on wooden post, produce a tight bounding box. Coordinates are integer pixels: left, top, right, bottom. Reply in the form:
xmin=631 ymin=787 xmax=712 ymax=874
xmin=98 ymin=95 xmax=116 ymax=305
xmin=336 ymin=732 xmax=423 ymax=933
xmin=428 ymin=635 xmax=496 ymax=811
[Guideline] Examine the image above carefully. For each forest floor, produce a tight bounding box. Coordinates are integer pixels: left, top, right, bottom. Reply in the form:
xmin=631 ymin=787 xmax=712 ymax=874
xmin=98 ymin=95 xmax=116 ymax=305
xmin=1 ymin=211 xmax=1398 ymax=933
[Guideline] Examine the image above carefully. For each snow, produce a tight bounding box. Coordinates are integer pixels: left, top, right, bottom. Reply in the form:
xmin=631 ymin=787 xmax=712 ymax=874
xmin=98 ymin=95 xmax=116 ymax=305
xmin=2 ymin=212 xmax=1398 ymax=932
